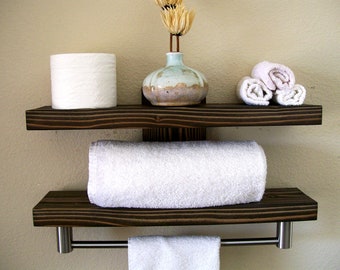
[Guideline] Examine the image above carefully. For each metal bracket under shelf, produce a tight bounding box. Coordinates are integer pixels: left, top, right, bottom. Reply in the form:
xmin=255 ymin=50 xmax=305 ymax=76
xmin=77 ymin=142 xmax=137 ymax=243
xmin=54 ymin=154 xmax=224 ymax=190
xmin=56 ymin=221 xmax=293 ymax=254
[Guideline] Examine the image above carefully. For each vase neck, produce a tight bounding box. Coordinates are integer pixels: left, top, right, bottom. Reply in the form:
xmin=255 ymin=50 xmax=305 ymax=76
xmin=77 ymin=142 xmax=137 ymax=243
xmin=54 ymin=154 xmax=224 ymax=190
xmin=166 ymin=52 xmax=184 ymax=66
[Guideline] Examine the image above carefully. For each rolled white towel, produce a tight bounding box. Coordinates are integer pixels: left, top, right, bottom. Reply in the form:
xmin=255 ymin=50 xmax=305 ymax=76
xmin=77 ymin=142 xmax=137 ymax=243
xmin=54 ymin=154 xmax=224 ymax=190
xmin=251 ymin=61 xmax=295 ymax=91
xmin=87 ymin=140 xmax=267 ymax=209
xmin=273 ymin=84 xmax=306 ymax=106
xmin=128 ymin=236 xmax=220 ymax=270
xmin=236 ymin=76 xmax=273 ymax=106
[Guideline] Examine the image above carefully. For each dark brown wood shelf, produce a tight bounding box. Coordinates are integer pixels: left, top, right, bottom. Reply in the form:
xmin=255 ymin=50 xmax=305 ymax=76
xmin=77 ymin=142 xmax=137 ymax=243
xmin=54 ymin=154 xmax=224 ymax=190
xmin=26 ymin=104 xmax=322 ymax=130
xmin=33 ymin=188 xmax=317 ymax=227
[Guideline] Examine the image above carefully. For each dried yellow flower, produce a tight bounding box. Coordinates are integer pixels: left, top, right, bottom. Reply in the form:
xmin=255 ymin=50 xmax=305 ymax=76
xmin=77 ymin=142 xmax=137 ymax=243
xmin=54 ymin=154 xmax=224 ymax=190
xmin=160 ymin=4 xmax=195 ymax=36
xmin=154 ymin=0 xmax=195 ymax=52
xmin=155 ymin=0 xmax=183 ymax=9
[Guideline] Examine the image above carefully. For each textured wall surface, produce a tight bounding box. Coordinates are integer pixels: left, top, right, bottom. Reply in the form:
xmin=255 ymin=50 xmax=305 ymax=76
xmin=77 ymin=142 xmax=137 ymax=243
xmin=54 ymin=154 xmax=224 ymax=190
xmin=0 ymin=0 xmax=339 ymax=269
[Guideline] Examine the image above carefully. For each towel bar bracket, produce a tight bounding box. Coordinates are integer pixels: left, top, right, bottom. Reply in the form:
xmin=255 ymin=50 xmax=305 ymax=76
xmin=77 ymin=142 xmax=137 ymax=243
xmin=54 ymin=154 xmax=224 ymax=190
xmin=57 ymin=227 xmax=73 ymax=254
xmin=55 ymin=221 xmax=293 ymax=254
xmin=277 ymin=221 xmax=293 ymax=249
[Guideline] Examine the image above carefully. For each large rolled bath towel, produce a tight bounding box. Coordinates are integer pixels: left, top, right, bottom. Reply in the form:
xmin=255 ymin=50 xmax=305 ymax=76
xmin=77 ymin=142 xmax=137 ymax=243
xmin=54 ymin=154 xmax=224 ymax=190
xmin=87 ymin=140 xmax=267 ymax=208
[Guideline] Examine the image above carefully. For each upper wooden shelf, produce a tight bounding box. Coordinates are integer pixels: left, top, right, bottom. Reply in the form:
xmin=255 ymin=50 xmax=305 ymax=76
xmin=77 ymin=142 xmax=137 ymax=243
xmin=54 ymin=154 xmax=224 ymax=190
xmin=33 ymin=188 xmax=317 ymax=227
xmin=26 ymin=104 xmax=322 ymax=130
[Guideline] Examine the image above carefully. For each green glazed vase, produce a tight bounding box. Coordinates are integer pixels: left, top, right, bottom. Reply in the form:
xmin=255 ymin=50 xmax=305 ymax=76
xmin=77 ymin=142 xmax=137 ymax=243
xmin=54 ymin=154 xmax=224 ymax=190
xmin=142 ymin=52 xmax=208 ymax=106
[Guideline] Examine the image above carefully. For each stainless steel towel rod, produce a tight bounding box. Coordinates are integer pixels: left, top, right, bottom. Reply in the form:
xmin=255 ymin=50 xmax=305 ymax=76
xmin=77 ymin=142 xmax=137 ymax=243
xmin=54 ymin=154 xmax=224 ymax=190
xmin=56 ymin=221 xmax=293 ymax=254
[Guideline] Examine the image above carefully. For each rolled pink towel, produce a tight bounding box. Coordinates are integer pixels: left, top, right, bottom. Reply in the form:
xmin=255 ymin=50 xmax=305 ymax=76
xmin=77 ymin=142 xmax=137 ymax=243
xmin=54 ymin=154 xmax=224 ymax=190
xmin=251 ymin=61 xmax=295 ymax=91
xmin=236 ymin=76 xmax=273 ymax=106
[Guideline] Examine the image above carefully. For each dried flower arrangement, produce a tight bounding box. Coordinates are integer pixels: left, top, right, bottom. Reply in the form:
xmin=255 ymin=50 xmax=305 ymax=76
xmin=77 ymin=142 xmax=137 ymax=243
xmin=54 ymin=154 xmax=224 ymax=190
xmin=154 ymin=0 xmax=195 ymax=52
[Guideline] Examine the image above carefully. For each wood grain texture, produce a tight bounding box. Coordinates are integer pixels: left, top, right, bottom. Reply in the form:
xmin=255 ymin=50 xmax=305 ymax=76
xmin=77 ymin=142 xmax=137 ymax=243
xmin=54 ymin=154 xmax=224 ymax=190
xmin=26 ymin=104 xmax=322 ymax=130
xmin=33 ymin=188 xmax=317 ymax=227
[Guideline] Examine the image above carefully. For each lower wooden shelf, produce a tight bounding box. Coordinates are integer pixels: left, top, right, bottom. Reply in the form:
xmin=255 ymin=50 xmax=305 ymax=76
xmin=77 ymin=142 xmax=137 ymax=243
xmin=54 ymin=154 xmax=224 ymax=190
xmin=33 ymin=188 xmax=317 ymax=227
xmin=33 ymin=188 xmax=317 ymax=253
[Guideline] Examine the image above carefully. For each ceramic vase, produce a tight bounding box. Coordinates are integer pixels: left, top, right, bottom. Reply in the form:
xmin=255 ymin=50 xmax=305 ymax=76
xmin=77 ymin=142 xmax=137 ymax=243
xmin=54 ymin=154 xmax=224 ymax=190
xmin=142 ymin=52 xmax=208 ymax=106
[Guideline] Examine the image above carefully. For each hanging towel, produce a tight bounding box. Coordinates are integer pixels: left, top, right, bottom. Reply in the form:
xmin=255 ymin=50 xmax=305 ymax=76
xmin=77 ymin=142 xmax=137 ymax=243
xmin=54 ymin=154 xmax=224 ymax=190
xmin=128 ymin=236 xmax=221 ymax=270
xmin=87 ymin=140 xmax=267 ymax=208
xmin=251 ymin=61 xmax=295 ymax=91
xmin=272 ymin=84 xmax=306 ymax=106
xmin=236 ymin=76 xmax=273 ymax=106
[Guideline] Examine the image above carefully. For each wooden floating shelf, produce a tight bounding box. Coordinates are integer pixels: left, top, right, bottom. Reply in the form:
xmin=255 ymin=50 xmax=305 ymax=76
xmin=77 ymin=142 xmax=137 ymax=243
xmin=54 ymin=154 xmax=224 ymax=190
xmin=33 ymin=188 xmax=317 ymax=227
xmin=26 ymin=104 xmax=322 ymax=130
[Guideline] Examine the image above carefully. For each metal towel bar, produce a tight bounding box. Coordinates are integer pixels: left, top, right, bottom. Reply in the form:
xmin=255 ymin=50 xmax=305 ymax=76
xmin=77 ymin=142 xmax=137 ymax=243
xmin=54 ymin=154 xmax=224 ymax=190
xmin=56 ymin=221 xmax=293 ymax=253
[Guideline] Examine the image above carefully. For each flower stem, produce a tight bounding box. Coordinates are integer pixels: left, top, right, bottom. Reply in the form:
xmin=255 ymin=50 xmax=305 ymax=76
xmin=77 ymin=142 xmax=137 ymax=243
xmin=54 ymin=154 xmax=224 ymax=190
xmin=176 ymin=35 xmax=180 ymax=52
xmin=170 ymin=33 xmax=173 ymax=52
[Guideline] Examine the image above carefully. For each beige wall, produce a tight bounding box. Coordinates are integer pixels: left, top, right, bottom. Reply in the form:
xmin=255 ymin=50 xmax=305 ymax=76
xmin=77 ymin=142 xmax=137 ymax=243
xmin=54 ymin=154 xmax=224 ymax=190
xmin=1 ymin=0 xmax=339 ymax=269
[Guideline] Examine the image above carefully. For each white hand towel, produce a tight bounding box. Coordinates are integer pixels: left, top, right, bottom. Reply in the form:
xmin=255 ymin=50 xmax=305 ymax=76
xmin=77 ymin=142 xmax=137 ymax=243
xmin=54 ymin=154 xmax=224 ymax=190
xmin=251 ymin=61 xmax=295 ymax=91
xmin=128 ymin=236 xmax=220 ymax=270
xmin=87 ymin=140 xmax=267 ymax=208
xmin=236 ymin=76 xmax=273 ymax=106
xmin=272 ymin=84 xmax=306 ymax=106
